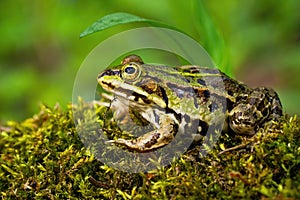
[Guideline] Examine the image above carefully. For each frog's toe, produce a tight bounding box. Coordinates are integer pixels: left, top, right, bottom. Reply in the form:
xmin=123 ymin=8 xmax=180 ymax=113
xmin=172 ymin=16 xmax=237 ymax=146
xmin=105 ymin=140 xmax=116 ymax=144
xmin=106 ymin=138 xmax=135 ymax=147
xmin=114 ymin=138 xmax=128 ymax=144
xmin=106 ymin=138 xmax=149 ymax=152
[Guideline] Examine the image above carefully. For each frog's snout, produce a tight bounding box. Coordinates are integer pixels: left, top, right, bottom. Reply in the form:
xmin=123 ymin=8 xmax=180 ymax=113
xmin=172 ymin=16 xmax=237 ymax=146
xmin=98 ymin=70 xmax=120 ymax=80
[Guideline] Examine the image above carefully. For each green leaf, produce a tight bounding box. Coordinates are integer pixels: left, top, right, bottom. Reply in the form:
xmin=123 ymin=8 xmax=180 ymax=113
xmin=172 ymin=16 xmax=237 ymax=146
xmin=80 ymin=12 xmax=177 ymax=38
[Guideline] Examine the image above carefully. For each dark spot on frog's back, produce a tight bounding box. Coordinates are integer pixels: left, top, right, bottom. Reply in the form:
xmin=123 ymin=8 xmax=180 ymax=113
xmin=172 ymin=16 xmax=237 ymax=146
xmin=166 ymin=82 xmax=196 ymax=99
xmin=193 ymin=88 xmax=210 ymax=99
xmin=181 ymin=67 xmax=219 ymax=75
xmin=198 ymin=120 xmax=209 ymax=136
xmin=200 ymin=67 xmax=220 ymax=74
xmin=182 ymin=67 xmax=199 ymax=73
xmin=166 ymin=107 xmax=182 ymax=123
xmin=209 ymin=102 xmax=219 ymax=112
xmin=159 ymin=86 xmax=169 ymax=106
xmin=197 ymin=78 xmax=206 ymax=86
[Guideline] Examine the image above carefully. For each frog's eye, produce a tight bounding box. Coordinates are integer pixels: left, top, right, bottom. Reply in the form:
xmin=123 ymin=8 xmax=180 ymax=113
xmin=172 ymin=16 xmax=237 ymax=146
xmin=122 ymin=63 xmax=141 ymax=81
xmin=124 ymin=65 xmax=136 ymax=74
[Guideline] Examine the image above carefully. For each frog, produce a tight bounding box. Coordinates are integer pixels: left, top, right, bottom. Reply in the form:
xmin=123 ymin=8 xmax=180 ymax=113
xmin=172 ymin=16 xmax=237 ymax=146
xmin=97 ymin=55 xmax=282 ymax=152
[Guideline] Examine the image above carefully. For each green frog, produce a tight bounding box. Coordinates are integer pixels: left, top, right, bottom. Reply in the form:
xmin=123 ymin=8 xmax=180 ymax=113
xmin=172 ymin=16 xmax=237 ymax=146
xmin=97 ymin=55 xmax=282 ymax=152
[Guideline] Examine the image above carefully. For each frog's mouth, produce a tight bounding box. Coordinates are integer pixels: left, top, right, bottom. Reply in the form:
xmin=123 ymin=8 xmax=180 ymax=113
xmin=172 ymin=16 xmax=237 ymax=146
xmin=98 ymin=74 xmax=167 ymax=109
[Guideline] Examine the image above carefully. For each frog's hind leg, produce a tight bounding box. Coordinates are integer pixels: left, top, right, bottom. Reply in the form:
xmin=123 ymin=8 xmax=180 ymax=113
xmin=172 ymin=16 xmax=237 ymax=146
xmin=228 ymin=87 xmax=282 ymax=135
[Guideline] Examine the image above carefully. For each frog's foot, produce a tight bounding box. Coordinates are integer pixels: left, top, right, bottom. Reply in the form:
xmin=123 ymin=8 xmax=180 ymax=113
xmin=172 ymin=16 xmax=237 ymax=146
xmin=106 ymin=138 xmax=153 ymax=152
xmin=106 ymin=115 xmax=178 ymax=152
xmin=106 ymin=130 xmax=173 ymax=152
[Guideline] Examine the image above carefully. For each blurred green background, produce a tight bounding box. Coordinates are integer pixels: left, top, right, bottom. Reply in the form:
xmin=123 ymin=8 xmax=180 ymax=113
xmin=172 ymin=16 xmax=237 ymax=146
xmin=0 ymin=0 xmax=299 ymax=123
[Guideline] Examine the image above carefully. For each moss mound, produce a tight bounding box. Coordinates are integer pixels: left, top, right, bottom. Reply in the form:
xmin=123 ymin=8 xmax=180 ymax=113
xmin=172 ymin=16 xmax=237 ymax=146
xmin=0 ymin=103 xmax=299 ymax=199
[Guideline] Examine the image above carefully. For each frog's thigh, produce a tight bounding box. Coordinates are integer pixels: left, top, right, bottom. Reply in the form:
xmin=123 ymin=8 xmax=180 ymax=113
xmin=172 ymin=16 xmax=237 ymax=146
xmin=112 ymin=115 xmax=177 ymax=152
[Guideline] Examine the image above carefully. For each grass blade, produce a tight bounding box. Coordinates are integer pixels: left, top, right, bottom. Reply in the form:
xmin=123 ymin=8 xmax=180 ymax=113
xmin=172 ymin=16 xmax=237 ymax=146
xmin=193 ymin=0 xmax=230 ymax=72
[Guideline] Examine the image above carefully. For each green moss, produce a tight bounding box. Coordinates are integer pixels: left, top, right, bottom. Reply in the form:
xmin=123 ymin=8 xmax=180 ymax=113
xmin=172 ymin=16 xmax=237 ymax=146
xmin=0 ymin=103 xmax=299 ymax=199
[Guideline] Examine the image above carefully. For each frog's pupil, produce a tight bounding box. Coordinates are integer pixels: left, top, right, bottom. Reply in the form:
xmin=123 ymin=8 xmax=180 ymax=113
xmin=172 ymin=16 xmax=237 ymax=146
xmin=125 ymin=66 xmax=136 ymax=74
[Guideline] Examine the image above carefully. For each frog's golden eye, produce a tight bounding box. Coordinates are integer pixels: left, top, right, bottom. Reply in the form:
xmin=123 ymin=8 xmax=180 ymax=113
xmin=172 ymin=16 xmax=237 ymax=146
xmin=122 ymin=63 xmax=141 ymax=81
xmin=124 ymin=65 xmax=136 ymax=74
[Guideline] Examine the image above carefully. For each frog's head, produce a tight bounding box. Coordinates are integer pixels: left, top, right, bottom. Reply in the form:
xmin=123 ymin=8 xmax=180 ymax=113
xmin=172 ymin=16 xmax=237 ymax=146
xmin=97 ymin=55 xmax=167 ymax=108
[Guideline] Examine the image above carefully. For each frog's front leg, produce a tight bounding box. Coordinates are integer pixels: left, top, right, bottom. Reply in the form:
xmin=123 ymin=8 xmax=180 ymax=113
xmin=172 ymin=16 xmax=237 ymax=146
xmin=107 ymin=114 xmax=178 ymax=152
xmin=228 ymin=87 xmax=282 ymax=135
